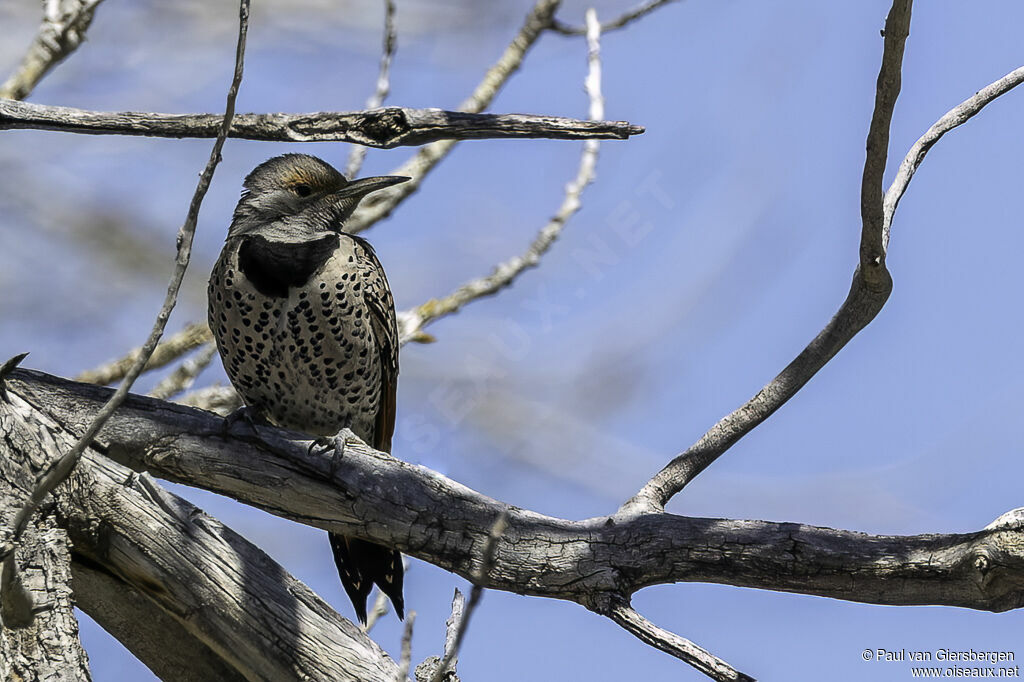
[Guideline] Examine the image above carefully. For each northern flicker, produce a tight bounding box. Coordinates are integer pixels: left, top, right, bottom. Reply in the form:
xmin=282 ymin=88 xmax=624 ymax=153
xmin=208 ymin=153 xmax=410 ymax=623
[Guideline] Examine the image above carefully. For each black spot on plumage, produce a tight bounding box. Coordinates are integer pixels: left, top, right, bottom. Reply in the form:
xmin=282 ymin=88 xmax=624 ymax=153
xmin=237 ymin=233 xmax=339 ymax=298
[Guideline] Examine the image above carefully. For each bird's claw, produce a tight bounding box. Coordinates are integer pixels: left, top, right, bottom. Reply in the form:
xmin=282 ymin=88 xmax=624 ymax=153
xmin=222 ymin=405 xmax=264 ymax=437
xmin=308 ymin=428 xmax=359 ymax=476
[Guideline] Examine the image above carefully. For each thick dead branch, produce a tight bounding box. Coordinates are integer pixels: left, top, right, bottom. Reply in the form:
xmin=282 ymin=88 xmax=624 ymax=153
xmin=0 ymin=99 xmax=643 ymax=147
xmin=346 ymin=0 xmax=564 ymax=234
xmin=0 ymin=373 xmax=83 ymax=679
xmin=9 ymin=368 xmax=1024 ymax=615
xmin=0 ymin=0 xmax=106 ymax=101
xmin=0 ymin=396 xmax=89 ymax=680
xmin=64 ymin=454 xmax=402 ymax=681
xmin=72 ymin=564 xmax=249 ymax=682
xmin=0 ymin=524 xmax=89 ymax=682
xmin=0 ymin=385 xmax=399 ymax=681
xmin=624 ymin=0 xmax=913 ymax=512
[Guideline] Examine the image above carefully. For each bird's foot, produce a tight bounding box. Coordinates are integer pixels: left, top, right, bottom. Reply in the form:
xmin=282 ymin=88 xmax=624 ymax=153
xmin=307 ymin=427 xmax=360 ymax=476
xmin=221 ymin=405 xmax=266 ymax=438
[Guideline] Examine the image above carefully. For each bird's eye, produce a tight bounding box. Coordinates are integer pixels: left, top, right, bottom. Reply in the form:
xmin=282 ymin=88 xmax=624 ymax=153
xmin=294 ymin=183 xmax=312 ymax=197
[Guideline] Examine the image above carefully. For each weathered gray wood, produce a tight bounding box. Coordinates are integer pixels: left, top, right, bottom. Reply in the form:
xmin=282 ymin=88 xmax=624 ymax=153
xmin=72 ymin=564 xmax=248 ymax=682
xmin=9 ymin=367 xmax=1024 ymax=614
xmin=0 ymin=389 xmax=90 ymax=681
xmin=0 ymin=524 xmax=91 ymax=682
xmin=0 ymin=99 xmax=644 ymax=147
xmin=1 ymin=381 xmax=400 ymax=682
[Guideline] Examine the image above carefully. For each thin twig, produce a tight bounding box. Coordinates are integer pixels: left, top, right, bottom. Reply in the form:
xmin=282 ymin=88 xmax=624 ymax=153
xmin=0 ymin=0 xmax=250 ymax=565
xmin=363 ymin=591 xmax=391 ymax=634
xmin=346 ymin=0 xmax=564 ymax=234
xmin=177 ymin=384 xmax=242 ymax=415
xmin=0 ymin=100 xmax=641 ymax=146
xmin=419 ymin=589 xmax=466 ymax=682
xmin=442 ymin=589 xmax=465 ymax=671
xmin=346 ymin=0 xmax=397 ymax=179
xmin=398 ymin=0 xmax=604 ymax=344
xmin=0 ymin=353 xmax=30 ymax=403
xmin=396 ymin=610 xmax=417 ymax=682
xmin=882 ymin=64 xmax=1024 ymax=250
xmin=548 ymin=0 xmax=678 ymax=35
xmin=605 ymin=598 xmax=754 ymax=682
xmin=0 ymin=0 xmax=107 ymax=101
xmin=429 ymin=513 xmax=507 ymax=682
xmin=624 ymin=0 xmax=912 ymax=513
xmin=148 ymin=342 xmax=217 ymax=400
xmin=75 ymin=322 xmax=211 ymax=385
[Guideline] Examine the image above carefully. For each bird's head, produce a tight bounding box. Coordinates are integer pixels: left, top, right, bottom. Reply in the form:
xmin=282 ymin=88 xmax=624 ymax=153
xmin=227 ymin=154 xmax=409 ymax=240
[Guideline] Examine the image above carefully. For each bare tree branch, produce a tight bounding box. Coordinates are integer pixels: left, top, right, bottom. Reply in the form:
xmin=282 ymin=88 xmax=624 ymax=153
xmin=0 ymin=384 xmax=400 ymax=680
xmin=0 ymin=525 xmax=90 ymax=681
xmin=860 ymin=0 xmax=912 ymax=269
xmin=346 ymin=0 xmax=398 ymax=179
xmin=398 ymin=0 xmax=604 ymax=344
xmin=0 ymin=99 xmax=643 ymax=146
xmin=0 ymin=0 xmax=106 ymax=101
xmin=396 ymin=611 xmax=417 ymax=682
xmin=364 ymin=586 xmax=394 ymax=635
xmin=177 ymin=383 xmax=242 ymax=415
xmin=0 ymin=385 xmax=90 ymax=679
xmin=624 ymin=0 xmax=912 ymax=513
xmin=148 ymin=342 xmax=217 ymax=400
xmin=442 ymin=590 xmax=465 ymax=673
xmin=430 ymin=513 xmax=507 ymax=682
xmin=346 ymin=0 xmax=564 ymax=234
xmin=72 ymin=564 xmax=250 ymax=682
xmin=0 ymin=0 xmax=250 ymax=595
xmin=75 ymin=322 xmax=210 ymax=385
xmin=882 ymin=64 xmax=1024 ymax=250
xmin=11 ymin=367 xmax=1024 ymax=617
xmin=548 ymin=0 xmax=678 ymax=36
xmin=413 ymin=590 xmax=464 ymax=682
xmin=604 ymin=598 xmax=753 ymax=682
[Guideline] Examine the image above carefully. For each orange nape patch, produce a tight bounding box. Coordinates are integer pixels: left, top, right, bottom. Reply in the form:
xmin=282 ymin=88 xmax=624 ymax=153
xmin=281 ymin=167 xmax=341 ymax=190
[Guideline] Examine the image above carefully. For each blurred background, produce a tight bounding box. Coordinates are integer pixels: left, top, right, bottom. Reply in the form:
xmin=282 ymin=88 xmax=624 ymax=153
xmin=3 ymin=1 xmax=1024 ymax=679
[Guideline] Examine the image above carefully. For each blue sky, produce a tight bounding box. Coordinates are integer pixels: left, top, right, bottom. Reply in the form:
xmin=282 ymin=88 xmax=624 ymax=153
xmin=3 ymin=1 xmax=1024 ymax=680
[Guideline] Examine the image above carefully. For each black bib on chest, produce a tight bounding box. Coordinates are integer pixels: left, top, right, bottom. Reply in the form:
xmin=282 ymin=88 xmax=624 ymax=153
xmin=237 ymin=233 xmax=339 ymax=298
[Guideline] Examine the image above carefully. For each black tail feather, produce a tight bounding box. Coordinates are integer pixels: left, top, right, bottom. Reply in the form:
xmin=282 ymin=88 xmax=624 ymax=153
xmin=329 ymin=532 xmax=404 ymax=624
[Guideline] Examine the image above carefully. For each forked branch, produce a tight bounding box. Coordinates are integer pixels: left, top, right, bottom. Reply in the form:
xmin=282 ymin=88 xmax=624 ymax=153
xmin=624 ymin=0 xmax=912 ymax=513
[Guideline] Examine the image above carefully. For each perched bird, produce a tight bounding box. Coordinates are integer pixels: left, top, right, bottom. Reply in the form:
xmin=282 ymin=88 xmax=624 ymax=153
xmin=208 ymin=153 xmax=410 ymax=623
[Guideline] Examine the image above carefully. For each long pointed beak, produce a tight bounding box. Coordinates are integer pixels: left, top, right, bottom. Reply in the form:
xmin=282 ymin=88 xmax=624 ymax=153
xmin=332 ymin=175 xmax=410 ymax=200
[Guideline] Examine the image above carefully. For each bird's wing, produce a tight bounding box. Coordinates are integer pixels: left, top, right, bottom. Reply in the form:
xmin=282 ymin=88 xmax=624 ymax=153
xmin=351 ymin=235 xmax=399 ymax=453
